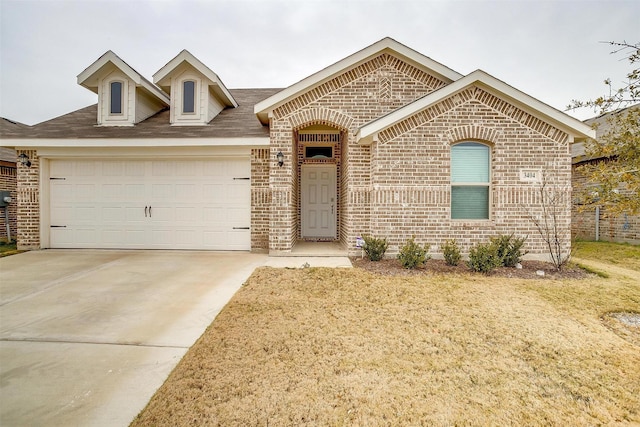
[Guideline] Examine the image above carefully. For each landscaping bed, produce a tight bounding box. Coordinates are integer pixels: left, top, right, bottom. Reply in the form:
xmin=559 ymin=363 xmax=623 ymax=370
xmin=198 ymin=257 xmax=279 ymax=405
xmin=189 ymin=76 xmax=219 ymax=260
xmin=351 ymin=257 xmax=589 ymax=279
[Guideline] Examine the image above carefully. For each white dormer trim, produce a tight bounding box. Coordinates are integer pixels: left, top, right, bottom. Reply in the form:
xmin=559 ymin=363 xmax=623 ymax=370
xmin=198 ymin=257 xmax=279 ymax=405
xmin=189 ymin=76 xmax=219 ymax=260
xmin=153 ymin=49 xmax=237 ymax=108
xmin=99 ymin=72 xmax=132 ymax=126
xmin=356 ymin=69 xmax=596 ymax=145
xmin=77 ymin=50 xmax=169 ymax=126
xmin=254 ymin=37 xmax=464 ymax=124
xmin=78 ymin=50 xmax=169 ymax=103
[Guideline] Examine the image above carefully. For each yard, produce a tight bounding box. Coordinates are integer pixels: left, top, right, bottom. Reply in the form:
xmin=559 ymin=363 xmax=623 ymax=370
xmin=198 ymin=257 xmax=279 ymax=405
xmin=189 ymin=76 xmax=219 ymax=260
xmin=132 ymin=242 xmax=640 ymax=426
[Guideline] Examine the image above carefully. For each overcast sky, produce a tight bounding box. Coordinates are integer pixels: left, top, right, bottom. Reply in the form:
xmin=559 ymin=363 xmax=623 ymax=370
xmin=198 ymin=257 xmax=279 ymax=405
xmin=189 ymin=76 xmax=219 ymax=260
xmin=0 ymin=0 xmax=637 ymax=125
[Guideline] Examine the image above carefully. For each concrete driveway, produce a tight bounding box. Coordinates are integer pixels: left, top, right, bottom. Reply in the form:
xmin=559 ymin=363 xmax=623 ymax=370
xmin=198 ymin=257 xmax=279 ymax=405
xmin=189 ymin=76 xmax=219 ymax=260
xmin=0 ymin=250 xmax=267 ymax=426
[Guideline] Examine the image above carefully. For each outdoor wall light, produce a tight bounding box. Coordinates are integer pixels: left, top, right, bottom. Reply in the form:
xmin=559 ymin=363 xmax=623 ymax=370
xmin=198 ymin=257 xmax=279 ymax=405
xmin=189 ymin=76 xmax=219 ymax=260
xmin=276 ymin=151 xmax=284 ymax=167
xmin=18 ymin=153 xmax=31 ymax=168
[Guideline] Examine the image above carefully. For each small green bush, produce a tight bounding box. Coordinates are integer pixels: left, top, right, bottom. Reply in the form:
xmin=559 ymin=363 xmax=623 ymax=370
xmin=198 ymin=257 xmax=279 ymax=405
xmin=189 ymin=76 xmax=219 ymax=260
xmin=397 ymin=236 xmax=430 ymax=269
xmin=491 ymin=234 xmax=528 ymax=267
xmin=442 ymin=239 xmax=461 ymax=266
xmin=362 ymin=235 xmax=388 ymax=261
xmin=467 ymin=241 xmax=502 ymax=274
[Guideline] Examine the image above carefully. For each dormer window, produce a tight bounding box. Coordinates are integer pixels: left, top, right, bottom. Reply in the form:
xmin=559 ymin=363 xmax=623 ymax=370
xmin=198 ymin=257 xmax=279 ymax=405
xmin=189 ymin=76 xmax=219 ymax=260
xmin=182 ymin=80 xmax=195 ymax=113
xmin=110 ymin=81 xmax=123 ymax=115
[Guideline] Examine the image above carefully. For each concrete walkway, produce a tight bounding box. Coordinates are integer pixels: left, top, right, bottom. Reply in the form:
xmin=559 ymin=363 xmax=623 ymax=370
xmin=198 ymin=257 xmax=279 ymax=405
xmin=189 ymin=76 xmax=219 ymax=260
xmin=0 ymin=250 xmax=268 ymax=427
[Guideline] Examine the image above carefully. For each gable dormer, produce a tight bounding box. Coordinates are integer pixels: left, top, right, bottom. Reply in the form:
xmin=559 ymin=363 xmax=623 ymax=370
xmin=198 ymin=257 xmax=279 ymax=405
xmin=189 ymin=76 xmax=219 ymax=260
xmin=77 ymin=51 xmax=169 ymax=126
xmin=153 ymin=50 xmax=238 ymax=126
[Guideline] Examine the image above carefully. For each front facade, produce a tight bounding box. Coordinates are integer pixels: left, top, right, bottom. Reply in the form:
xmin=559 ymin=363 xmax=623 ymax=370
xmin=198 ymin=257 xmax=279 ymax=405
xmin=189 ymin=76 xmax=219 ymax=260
xmin=0 ymin=38 xmax=594 ymax=257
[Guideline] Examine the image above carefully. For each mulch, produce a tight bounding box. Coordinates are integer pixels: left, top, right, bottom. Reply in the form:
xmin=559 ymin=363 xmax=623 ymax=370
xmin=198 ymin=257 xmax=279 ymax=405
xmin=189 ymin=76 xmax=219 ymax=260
xmin=350 ymin=257 xmax=590 ymax=279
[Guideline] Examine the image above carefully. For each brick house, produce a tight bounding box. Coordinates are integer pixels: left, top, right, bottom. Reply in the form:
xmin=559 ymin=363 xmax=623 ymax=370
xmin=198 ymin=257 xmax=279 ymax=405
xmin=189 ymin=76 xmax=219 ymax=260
xmin=571 ymin=105 xmax=639 ymax=244
xmin=0 ymin=38 xmax=594 ymax=257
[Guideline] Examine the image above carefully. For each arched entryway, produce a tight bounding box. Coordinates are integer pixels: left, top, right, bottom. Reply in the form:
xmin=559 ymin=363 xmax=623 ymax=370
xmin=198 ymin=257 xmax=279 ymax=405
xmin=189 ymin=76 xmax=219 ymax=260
xmin=294 ymin=124 xmax=344 ymax=243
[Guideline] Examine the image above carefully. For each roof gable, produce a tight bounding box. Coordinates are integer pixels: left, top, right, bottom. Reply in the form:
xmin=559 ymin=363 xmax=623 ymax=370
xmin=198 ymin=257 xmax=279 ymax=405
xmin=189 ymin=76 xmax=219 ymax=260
xmin=153 ymin=50 xmax=237 ymax=108
xmin=254 ymin=37 xmax=463 ymax=124
xmin=77 ymin=50 xmax=169 ymax=104
xmin=356 ymin=70 xmax=596 ymax=145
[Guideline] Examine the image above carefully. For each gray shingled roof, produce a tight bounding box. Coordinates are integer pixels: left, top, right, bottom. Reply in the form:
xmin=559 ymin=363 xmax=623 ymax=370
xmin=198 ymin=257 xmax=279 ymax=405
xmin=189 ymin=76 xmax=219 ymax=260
xmin=1 ymin=88 xmax=280 ymax=140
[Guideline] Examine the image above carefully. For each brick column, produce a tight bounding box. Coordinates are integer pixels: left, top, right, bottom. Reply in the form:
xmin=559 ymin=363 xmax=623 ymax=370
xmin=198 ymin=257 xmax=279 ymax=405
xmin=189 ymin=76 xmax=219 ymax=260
xmin=16 ymin=150 xmax=40 ymax=250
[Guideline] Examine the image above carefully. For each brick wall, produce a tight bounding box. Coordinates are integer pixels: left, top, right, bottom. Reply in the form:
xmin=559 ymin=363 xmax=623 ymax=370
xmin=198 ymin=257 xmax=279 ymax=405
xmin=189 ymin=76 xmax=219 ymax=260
xmin=268 ymin=52 xmax=572 ymax=257
xmin=0 ymin=162 xmax=17 ymax=241
xmin=572 ymin=160 xmax=640 ymax=244
xmin=251 ymin=148 xmax=270 ymax=251
xmin=372 ymin=94 xmax=571 ymax=256
xmin=270 ymin=53 xmax=445 ymax=252
xmin=16 ymin=150 xmax=40 ymax=250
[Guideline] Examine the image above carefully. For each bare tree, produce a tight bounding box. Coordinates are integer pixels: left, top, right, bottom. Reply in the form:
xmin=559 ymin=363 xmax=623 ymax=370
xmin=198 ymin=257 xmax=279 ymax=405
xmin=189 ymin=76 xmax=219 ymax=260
xmin=525 ymin=174 xmax=571 ymax=270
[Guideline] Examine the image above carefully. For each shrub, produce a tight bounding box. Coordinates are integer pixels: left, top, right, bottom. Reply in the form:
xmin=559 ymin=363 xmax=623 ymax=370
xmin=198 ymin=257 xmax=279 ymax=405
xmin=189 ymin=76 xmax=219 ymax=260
xmin=397 ymin=236 xmax=430 ymax=269
xmin=491 ymin=234 xmax=528 ymax=267
xmin=362 ymin=235 xmax=388 ymax=262
xmin=467 ymin=241 xmax=502 ymax=274
xmin=442 ymin=239 xmax=461 ymax=266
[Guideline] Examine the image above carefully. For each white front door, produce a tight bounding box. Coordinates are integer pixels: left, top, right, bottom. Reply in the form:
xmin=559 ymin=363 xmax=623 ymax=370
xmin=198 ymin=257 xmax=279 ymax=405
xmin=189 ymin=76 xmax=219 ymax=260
xmin=301 ymin=164 xmax=337 ymax=239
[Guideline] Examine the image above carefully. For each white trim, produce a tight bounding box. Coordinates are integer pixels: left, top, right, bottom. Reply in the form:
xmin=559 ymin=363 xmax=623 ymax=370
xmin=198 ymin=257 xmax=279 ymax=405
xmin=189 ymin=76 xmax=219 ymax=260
xmin=34 ymin=146 xmax=255 ymax=159
xmin=2 ymin=137 xmax=269 ymax=148
xmin=356 ymin=70 xmax=596 ymax=144
xmin=153 ymin=49 xmax=238 ymax=108
xmin=254 ymin=37 xmax=463 ymax=124
xmin=77 ymin=50 xmax=169 ymax=105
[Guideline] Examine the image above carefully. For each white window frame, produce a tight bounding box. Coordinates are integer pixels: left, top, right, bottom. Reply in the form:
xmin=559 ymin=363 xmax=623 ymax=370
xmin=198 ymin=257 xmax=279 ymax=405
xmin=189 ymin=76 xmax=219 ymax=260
xmin=109 ymin=80 xmax=124 ymax=116
xmin=450 ymin=141 xmax=492 ymax=220
xmin=182 ymin=79 xmax=196 ymax=114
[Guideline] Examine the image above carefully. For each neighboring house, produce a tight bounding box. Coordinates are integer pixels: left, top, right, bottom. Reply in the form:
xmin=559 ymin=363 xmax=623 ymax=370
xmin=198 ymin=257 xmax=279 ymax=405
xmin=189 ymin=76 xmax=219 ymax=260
xmin=0 ymin=38 xmax=594 ymax=257
xmin=0 ymin=118 xmax=24 ymax=241
xmin=571 ymin=105 xmax=639 ymax=244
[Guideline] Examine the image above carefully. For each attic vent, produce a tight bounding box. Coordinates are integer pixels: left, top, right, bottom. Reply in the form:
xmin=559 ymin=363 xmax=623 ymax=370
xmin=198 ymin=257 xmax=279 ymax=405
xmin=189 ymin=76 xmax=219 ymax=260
xmin=298 ymin=133 xmax=340 ymax=143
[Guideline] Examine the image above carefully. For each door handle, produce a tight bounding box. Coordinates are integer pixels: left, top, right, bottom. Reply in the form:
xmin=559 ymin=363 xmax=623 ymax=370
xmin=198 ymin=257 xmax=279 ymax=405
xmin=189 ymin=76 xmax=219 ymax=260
xmin=149 ymin=206 xmax=152 ymax=218
xmin=331 ymin=204 xmax=334 ymax=214
xmin=145 ymin=206 xmax=148 ymax=217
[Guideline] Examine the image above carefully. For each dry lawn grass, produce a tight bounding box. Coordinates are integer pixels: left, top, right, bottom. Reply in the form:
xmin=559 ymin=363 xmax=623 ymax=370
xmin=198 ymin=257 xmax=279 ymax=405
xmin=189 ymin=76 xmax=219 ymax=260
xmin=132 ymin=247 xmax=640 ymax=426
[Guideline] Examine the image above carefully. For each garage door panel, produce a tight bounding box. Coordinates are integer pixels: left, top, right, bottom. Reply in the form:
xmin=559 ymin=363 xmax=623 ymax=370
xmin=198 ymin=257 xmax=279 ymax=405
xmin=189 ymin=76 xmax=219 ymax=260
xmin=76 ymin=162 xmax=97 ymax=176
xmin=102 ymin=207 xmax=125 ymax=222
xmin=102 ymin=184 xmax=123 ymax=199
xmin=125 ymin=162 xmax=146 ymax=176
xmin=76 ymin=185 xmax=97 ymax=201
xmin=76 ymin=207 xmax=97 ymax=222
xmin=76 ymin=229 xmax=97 ymax=244
xmin=124 ymin=184 xmax=145 ymax=200
xmin=151 ymin=184 xmax=173 ymax=199
xmin=51 ymin=183 xmax=74 ymax=202
xmin=103 ymin=161 xmax=124 ymax=176
xmin=50 ymin=158 xmax=251 ymax=250
xmin=175 ymin=207 xmax=199 ymax=222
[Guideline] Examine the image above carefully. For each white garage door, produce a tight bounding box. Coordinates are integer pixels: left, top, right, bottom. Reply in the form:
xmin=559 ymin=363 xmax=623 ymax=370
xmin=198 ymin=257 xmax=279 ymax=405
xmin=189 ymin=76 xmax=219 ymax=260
xmin=49 ymin=158 xmax=251 ymax=250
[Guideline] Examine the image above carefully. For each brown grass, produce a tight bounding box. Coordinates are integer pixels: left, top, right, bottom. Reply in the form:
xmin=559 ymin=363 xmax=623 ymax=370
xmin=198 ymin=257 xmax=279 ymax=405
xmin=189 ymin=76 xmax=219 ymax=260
xmin=132 ymin=254 xmax=640 ymax=426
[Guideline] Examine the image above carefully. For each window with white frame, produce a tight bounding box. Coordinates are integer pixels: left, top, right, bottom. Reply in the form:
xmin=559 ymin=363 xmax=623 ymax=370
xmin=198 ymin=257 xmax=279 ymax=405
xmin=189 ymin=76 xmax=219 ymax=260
xmin=182 ymin=80 xmax=195 ymax=113
xmin=451 ymin=142 xmax=490 ymax=219
xmin=110 ymin=81 xmax=123 ymax=115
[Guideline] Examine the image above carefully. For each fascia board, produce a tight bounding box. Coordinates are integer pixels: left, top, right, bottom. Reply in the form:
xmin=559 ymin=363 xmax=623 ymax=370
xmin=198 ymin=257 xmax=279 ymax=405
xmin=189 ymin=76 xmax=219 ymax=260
xmin=357 ymin=70 xmax=595 ymax=145
xmin=77 ymin=51 xmax=169 ymax=104
xmin=153 ymin=50 xmax=238 ymax=107
xmin=2 ymin=137 xmax=269 ymax=148
xmin=77 ymin=51 xmax=141 ymax=87
xmin=254 ymin=37 xmax=464 ymax=124
xmin=36 ymin=146 xmax=256 ymax=158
